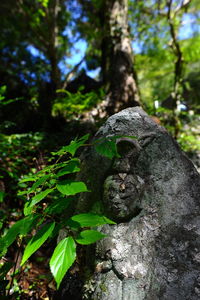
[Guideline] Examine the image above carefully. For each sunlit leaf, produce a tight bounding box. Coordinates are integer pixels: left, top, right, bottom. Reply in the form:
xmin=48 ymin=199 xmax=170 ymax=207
xmin=19 ymin=176 xmax=37 ymax=183
xmin=75 ymin=230 xmax=106 ymax=245
xmin=56 ymin=159 xmax=80 ymax=177
xmin=21 ymin=222 xmax=55 ymax=265
xmin=24 ymin=202 xmax=33 ymax=216
xmin=29 ymin=188 xmax=54 ymax=207
xmin=66 ymin=213 xmax=116 ymax=228
xmin=28 ymin=174 xmax=51 ymax=194
xmin=50 ymin=237 xmax=76 ymax=289
xmin=52 ymin=134 xmax=89 ymax=157
xmin=56 ymin=180 xmax=88 ymax=196
xmin=0 ymin=238 xmax=8 ymax=257
xmin=24 ymin=188 xmax=54 ymax=216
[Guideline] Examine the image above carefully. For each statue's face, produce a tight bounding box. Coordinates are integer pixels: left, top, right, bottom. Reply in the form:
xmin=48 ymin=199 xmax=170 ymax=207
xmin=103 ymin=174 xmax=144 ymax=221
xmin=103 ymin=138 xmax=144 ymax=222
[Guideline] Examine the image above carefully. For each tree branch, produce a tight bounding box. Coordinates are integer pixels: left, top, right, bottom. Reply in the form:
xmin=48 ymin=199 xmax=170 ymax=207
xmin=62 ymin=56 xmax=85 ymax=90
xmin=174 ymin=0 xmax=192 ymax=16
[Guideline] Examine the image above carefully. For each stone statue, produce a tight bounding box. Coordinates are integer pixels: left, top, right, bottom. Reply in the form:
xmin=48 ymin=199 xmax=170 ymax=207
xmin=57 ymin=107 xmax=200 ymax=300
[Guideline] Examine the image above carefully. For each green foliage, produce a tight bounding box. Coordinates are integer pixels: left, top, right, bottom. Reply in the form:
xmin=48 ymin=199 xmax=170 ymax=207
xmin=50 ymin=236 xmax=76 ymax=289
xmin=0 ymin=134 xmax=119 ymax=292
xmin=56 ymin=180 xmax=88 ymax=195
xmin=75 ymin=230 xmax=106 ymax=245
xmin=135 ymin=48 xmax=174 ymax=107
xmin=0 ymin=191 xmax=5 ymax=203
xmin=0 ymin=86 xmax=21 ymax=109
xmin=94 ymin=136 xmax=121 ymax=159
xmin=21 ymin=222 xmax=55 ymax=265
xmin=24 ymin=188 xmax=54 ymax=215
xmin=53 ymin=89 xmax=105 ymax=119
xmin=52 ymin=134 xmax=89 ymax=156
xmin=67 ymin=213 xmax=116 ymax=228
xmin=94 ymin=135 xmax=137 ymax=159
xmin=0 ymin=214 xmax=40 ymax=256
xmin=0 ymin=132 xmax=43 ymax=181
xmin=179 ymin=131 xmax=200 ymax=153
xmin=177 ymin=114 xmax=200 ymax=153
xmin=56 ymin=159 xmax=80 ymax=177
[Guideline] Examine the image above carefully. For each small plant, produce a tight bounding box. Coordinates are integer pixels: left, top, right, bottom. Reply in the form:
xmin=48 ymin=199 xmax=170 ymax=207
xmin=0 ymin=134 xmax=122 ymax=295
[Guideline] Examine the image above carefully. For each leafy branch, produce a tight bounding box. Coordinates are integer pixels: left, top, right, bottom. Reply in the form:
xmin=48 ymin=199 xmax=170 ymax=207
xmin=0 ymin=133 xmax=128 ymax=291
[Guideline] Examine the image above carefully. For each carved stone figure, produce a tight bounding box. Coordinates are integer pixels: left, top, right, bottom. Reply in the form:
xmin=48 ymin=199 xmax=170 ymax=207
xmin=57 ymin=107 xmax=200 ymax=299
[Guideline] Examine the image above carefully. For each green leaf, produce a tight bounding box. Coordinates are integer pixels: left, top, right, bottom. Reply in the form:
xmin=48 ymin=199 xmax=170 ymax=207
xmin=0 ymin=237 xmax=8 ymax=257
xmin=52 ymin=134 xmax=89 ymax=157
xmin=28 ymin=174 xmax=51 ymax=194
xmin=50 ymin=237 xmax=76 ymax=289
xmin=67 ymin=213 xmax=116 ymax=228
xmin=94 ymin=137 xmax=120 ymax=159
xmin=19 ymin=176 xmax=37 ymax=183
xmin=56 ymin=180 xmax=88 ymax=196
xmin=56 ymin=159 xmax=80 ymax=177
xmin=94 ymin=135 xmax=137 ymax=159
xmin=21 ymin=222 xmax=55 ymax=265
xmin=0 ymin=191 xmax=5 ymax=203
xmin=29 ymin=188 xmax=54 ymax=207
xmin=76 ymin=230 xmax=106 ymax=245
xmin=24 ymin=188 xmax=54 ymax=216
xmin=2 ymin=214 xmax=40 ymax=249
xmin=18 ymin=190 xmax=29 ymax=196
xmin=54 ymin=162 xmax=69 ymax=169
xmin=45 ymin=197 xmax=74 ymax=215
xmin=24 ymin=202 xmax=33 ymax=216
xmin=20 ymin=215 xmax=40 ymax=236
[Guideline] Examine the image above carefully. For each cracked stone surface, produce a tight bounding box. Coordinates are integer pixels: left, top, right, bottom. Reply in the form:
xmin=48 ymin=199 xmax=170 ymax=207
xmin=75 ymin=107 xmax=200 ymax=300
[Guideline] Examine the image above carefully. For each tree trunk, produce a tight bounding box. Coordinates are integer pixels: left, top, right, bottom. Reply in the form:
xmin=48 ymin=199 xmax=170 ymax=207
xmin=48 ymin=0 xmax=61 ymax=92
xmin=101 ymin=0 xmax=140 ymax=115
xmin=38 ymin=0 xmax=61 ymax=128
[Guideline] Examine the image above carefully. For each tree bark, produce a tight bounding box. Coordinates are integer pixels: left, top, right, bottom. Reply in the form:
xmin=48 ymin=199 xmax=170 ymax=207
xmin=38 ymin=0 xmax=61 ymax=127
xmin=101 ymin=0 xmax=140 ymax=115
xmin=167 ymin=0 xmax=184 ymax=103
xmin=78 ymin=0 xmax=141 ymax=117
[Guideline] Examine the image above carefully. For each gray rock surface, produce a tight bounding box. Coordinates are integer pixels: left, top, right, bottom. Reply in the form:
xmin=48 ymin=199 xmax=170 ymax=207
xmin=77 ymin=107 xmax=200 ymax=300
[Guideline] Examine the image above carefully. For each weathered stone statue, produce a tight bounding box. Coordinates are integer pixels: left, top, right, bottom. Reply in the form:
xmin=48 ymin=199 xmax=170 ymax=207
xmin=55 ymin=107 xmax=200 ymax=300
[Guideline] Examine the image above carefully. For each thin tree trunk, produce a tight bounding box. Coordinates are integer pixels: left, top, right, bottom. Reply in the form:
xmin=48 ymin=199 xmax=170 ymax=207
xmin=166 ymin=0 xmax=191 ymax=137
xmin=167 ymin=0 xmax=183 ymax=103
